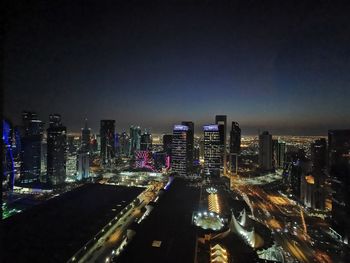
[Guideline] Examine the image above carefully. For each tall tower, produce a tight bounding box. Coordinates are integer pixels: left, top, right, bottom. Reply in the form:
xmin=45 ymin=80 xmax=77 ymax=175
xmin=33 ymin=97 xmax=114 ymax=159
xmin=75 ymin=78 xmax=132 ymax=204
xmin=20 ymin=111 xmax=43 ymax=184
xmin=259 ymin=131 xmax=273 ymax=171
xmin=78 ymin=118 xmax=90 ymax=180
xmin=140 ymin=131 xmax=152 ymax=151
xmin=100 ymin=120 xmax=116 ymax=165
xmin=203 ymin=125 xmax=221 ymax=177
xmin=81 ymin=118 xmax=91 ymax=153
xmin=171 ymin=125 xmax=189 ymax=176
xmin=182 ymin=121 xmax=194 ymax=173
xmin=328 ymin=130 xmax=350 ymax=241
xmin=229 ymin=121 xmax=241 ymax=175
xmin=215 ymin=115 xmax=227 ymax=175
xmin=47 ymin=114 xmax=67 ymax=185
xmin=129 ymin=126 xmax=141 ymax=156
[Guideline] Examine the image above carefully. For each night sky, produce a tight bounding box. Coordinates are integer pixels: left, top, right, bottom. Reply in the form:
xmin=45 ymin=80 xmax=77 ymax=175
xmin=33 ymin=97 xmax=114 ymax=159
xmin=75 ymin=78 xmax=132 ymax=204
xmin=4 ymin=1 xmax=350 ymax=135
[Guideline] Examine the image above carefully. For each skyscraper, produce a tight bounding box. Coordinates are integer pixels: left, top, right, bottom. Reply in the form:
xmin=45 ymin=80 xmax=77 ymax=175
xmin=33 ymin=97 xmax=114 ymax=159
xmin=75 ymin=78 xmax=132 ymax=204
xmin=20 ymin=111 xmax=43 ymax=184
xmin=311 ymin=138 xmax=327 ymax=207
xmin=119 ymin=132 xmax=130 ymax=156
xmin=140 ymin=131 xmax=152 ymax=151
xmin=328 ymin=130 xmax=350 ymax=241
xmin=77 ymin=152 xmax=89 ymax=180
xmin=311 ymin=138 xmax=327 ymax=171
xmin=182 ymin=121 xmax=194 ymax=172
xmin=259 ymin=131 xmax=273 ymax=171
xmin=273 ymin=140 xmax=286 ymax=169
xmin=47 ymin=114 xmax=67 ymax=185
xmin=171 ymin=125 xmax=189 ymax=176
xmin=203 ymin=125 xmax=221 ymax=177
xmin=81 ymin=118 xmax=91 ymax=153
xmin=129 ymin=126 xmax=141 ymax=156
xmin=229 ymin=121 xmax=241 ymax=175
xmin=163 ymin=134 xmax=173 ymax=156
xmin=100 ymin=120 xmax=116 ymax=165
xmin=77 ymin=119 xmax=90 ymax=180
xmin=215 ymin=115 xmax=227 ymax=175
xmin=2 ymin=120 xmax=15 ymax=190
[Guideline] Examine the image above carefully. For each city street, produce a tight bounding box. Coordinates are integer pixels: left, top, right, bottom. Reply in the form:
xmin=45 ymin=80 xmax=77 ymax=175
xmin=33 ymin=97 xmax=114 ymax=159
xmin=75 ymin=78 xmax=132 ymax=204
xmin=234 ymin=182 xmax=333 ymax=263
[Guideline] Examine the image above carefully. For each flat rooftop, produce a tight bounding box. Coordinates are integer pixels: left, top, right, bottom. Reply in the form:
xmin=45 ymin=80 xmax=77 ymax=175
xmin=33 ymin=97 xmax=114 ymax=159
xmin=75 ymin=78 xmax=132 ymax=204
xmin=2 ymin=183 xmax=144 ymax=263
xmin=118 ymin=178 xmax=200 ymax=263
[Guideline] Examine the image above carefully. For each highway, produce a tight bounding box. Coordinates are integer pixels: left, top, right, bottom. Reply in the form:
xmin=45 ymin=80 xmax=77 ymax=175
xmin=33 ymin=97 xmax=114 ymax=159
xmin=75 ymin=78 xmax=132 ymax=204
xmin=234 ymin=183 xmax=333 ymax=263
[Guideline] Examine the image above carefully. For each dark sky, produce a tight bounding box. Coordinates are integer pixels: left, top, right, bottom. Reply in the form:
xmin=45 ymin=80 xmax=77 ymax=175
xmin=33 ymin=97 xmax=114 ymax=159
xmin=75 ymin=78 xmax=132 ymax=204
xmin=4 ymin=0 xmax=350 ymax=135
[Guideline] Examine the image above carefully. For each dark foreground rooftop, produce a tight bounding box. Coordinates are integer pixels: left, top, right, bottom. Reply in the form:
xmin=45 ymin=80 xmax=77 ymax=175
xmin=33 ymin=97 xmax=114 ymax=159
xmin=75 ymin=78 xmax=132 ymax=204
xmin=118 ymin=178 xmax=200 ymax=263
xmin=2 ymin=183 xmax=143 ymax=263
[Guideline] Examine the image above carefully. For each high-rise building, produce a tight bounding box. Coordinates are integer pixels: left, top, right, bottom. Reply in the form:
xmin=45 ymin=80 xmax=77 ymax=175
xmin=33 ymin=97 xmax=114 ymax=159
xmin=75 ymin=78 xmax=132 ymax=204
xmin=47 ymin=114 xmax=67 ymax=185
xmin=259 ymin=131 xmax=273 ymax=171
xmin=77 ymin=152 xmax=89 ymax=180
xmin=182 ymin=121 xmax=194 ymax=172
xmin=229 ymin=122 xmax=241 ymax=154
xmin=76 ymin=119 xmax=91 ymax=179
xmin=328 ymin=130 xmax=350 ymax=241
xmin=81 ymin=118 xmax=91 ymax=153
xmin=229 ymin=121 xmax=241 ymax=175
xmin=163 ymin=134 xmax=172 ymax=156
xmin=100 ymin=120 xmax=116 ymax=165
xmin=66 ymin=153 xmax=77 ymax=178
xmin=215 ymin=115 xmax=227 ymax=175
xmin=273 ymin=140 xmax=286 ymax=169
xmin=311 ymin=138 xmax=327 ymax=171
xmin=129 ymin=126 xmax=141 ymax=156
xmin=2 ymin=119 xmax=16 ymax=190
xmin=203 ymin=125 xmax=221 ymax=177
xmin=40 ymin=139 xmax=47 ymax=181
xmin=20 ymin=111 xmax=43 ymax=184
xmin=119 ymin=132 xmax=130 ymax=156
xmin=171 ymin=125 xmax=189 ymax=176
xmin=140 ymin=131 xmax=152 ymax=151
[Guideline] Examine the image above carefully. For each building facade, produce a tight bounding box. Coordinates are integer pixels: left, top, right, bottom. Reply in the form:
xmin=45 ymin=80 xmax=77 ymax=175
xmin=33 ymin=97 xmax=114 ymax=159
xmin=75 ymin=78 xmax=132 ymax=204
xmin=47 ymin=114 xmax=67 ymax=185
xmin=204 ymin=125 xmax=221 ymax=177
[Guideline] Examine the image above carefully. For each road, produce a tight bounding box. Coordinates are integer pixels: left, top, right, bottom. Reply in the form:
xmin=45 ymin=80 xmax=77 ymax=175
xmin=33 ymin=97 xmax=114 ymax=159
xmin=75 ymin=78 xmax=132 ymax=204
xmin=234 ymin=183 xmax=333 ymax=263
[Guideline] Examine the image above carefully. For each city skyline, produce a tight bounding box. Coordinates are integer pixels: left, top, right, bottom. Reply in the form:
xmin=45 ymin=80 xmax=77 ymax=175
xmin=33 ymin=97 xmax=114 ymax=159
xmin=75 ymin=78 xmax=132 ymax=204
xmin=4 ymin=1 xmax=350 ymax=135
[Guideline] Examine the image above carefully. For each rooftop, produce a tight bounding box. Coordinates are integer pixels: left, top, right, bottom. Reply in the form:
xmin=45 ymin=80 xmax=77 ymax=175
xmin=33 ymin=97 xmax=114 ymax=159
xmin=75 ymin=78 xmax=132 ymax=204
xmin=118 ymin=178 xmax=200 ymax=263
xmin=2 ymin=183 xmax=143 ymax=263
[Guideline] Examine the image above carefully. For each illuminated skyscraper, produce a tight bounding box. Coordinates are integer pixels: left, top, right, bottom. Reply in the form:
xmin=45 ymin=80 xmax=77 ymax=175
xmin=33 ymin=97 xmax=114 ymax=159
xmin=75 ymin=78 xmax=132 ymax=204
xmin=77 ymin=151 xmax=89 ymax=180
xmin=119 ymin=132 xmax=130 ymax=156
xmin=100 ymin=120 xmax=116 ymax=165
xmin=2 ymin=120 xmax=15 ymax=190
xmin=47 ymin=114 xmax=67 ymax=185
xmin=20 ymin=111 xmax=43 ymax=184
xmin=229 ymin=121 xmax=241 ymax=175
xmin=140 ymin=131 xmax=152 ymax=151
xmin=81 ymin=118 xmax=91 ymax=153
xmin=182 ymin=121 xmax=194 ymax=172
xmin=273 ymin=140 xmax=286 ymax=169
xmin=302 ymin=138 xmax=328 ymax=210
xmin=203 ymin=125 xmax=221 ymax=177
xmin=172 ymin=125 xmax=189 ymax=176
xmin=328 ymin=130 xmax=350 ymax=241
xmin=215 ymin=115 xmax=227 ymax=175
xmin=259 ymin=131 xmax=273 ymax=171
xmin=129 ymin=126 xmax=141 ymax=156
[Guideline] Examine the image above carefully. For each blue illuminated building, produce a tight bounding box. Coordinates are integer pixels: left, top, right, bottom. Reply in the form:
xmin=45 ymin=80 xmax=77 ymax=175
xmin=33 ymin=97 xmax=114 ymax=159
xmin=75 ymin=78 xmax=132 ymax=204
xmin=2 ymin=120 xmax=15 ymax=190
